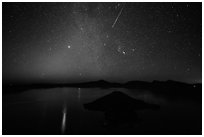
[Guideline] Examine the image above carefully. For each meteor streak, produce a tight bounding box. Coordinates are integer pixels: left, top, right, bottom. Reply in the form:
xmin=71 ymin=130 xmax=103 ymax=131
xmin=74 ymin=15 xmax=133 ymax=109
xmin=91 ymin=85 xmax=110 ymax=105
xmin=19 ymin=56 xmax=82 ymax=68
xmin=112 ymin=4 xmax=124 ymax=28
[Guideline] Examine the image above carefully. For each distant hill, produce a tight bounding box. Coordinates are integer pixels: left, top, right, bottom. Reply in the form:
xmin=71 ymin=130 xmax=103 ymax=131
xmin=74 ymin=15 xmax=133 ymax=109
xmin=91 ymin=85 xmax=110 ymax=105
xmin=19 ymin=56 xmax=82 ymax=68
xmin=3 ymin=79 xmax=201 ymax=94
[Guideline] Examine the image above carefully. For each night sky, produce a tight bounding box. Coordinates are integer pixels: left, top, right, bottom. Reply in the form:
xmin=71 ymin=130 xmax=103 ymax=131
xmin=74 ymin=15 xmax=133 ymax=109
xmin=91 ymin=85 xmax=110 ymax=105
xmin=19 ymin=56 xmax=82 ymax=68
xmin=3 ymin=2 xmax=202 ymax=84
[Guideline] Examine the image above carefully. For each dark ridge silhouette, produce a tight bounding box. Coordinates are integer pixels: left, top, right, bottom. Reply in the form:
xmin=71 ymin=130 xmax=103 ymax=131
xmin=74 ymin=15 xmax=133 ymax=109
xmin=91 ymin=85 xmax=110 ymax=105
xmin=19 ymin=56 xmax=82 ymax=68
xmin=84 ymin=91 xmax=160 ymax=111
xmin=84 ymin=91 xmax=160 ymax=133
xmin=3 ymin=79 xmax=201 ymax=105
xmin=3 ymin=79 xmax=201 ymax=95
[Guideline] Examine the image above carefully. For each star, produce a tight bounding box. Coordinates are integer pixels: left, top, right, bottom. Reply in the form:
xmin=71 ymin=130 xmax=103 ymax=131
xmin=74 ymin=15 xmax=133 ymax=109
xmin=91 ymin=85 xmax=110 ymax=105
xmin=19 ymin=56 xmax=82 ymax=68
xmin=80 ymin=27 xmax=84 ymax=31
xmin=186 ymin=68 xmax=191 ymax=72
xmin=167 ymin=30 xmax=173 ymax=33
xmin=117 ymin=46 xmax=121 ymax=53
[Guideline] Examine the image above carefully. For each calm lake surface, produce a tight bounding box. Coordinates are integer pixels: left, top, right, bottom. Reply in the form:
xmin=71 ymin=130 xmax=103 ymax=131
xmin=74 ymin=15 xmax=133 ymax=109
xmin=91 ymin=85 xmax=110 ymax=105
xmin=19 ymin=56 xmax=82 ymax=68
xmin=3 ymin=87 xmax=201 ymax=135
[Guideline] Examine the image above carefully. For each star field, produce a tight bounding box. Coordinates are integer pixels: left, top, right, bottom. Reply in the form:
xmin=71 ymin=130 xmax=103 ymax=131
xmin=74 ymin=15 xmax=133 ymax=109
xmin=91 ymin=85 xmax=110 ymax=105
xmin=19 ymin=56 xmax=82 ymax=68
xmin=3 ymin=2 xmax=202 ymax=83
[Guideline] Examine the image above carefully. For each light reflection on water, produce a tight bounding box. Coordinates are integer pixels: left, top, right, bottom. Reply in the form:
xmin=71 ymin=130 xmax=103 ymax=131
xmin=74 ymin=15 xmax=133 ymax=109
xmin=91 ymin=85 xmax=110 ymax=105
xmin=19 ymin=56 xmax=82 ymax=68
xmin=61 ymin=102 xmax=67 ymax=134
xmin=78 ymin=88 xmax=81 ymax=100
xmin=3 ymin=87 xmax=201 ymax=134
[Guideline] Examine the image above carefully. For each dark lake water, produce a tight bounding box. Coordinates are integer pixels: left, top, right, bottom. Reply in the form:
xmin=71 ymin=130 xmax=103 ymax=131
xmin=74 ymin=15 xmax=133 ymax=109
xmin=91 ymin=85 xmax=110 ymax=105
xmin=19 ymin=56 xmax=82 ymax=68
xmin=3 ymin=87 xmax=202 ymax=135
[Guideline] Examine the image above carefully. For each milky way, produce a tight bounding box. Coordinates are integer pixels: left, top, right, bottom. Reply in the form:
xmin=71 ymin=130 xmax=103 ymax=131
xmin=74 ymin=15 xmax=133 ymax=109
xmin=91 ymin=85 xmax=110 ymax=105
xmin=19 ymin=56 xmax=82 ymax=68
xmin=3 ymin=2 xmax=202 ymax=83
